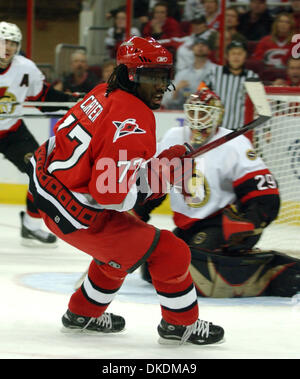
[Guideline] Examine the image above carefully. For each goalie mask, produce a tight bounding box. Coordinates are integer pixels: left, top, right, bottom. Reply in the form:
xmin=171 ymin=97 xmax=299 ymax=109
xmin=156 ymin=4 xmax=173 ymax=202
xmin=0 ymin=22 xmax=22 ymax=55
xmin=184 ymin=88 xmax=224 ymax=147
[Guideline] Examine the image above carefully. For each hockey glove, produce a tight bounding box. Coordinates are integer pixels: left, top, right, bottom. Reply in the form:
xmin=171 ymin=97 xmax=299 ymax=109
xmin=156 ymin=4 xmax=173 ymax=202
xmin=147 ymin=144 xmax=194 ymax=200
xmin=132 ymin=195 xmax=167 ymax=222
xmin=222 ymin=205 xmax=263 ymax=246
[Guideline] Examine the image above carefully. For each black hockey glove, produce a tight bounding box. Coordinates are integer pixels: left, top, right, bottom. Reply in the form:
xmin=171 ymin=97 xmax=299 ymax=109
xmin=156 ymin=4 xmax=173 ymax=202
xmin=132 ymin=195 xmax=167 ymax=222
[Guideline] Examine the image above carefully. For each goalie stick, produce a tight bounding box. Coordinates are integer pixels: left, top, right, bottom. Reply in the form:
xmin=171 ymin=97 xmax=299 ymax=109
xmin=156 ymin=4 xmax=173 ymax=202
xmin=185 ymin=79 xmax=272 ymax=159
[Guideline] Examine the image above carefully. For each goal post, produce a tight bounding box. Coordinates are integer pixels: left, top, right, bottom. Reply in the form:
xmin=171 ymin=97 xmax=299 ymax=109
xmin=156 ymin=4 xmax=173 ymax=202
xmin=245 ymin=86 xmax=300 ymax=256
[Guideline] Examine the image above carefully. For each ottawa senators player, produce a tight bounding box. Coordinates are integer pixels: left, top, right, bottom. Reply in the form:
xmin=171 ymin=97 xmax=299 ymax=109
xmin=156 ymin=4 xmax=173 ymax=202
xmin=27 ymin=36 xmax=224 ymax=345
xmin=0 ymin=22 xmax=81 ymax=247
xmin=134 ymin=87 xmax=300 ymax=298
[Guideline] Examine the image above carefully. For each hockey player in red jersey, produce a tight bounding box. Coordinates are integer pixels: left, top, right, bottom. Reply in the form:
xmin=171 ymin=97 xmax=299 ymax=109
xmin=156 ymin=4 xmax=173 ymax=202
xmin=27 ymin=36 xmax=224 ymax=345
xmin=134 ymin=87 xmax=300 ymax=298
xmin=0 ymin=22 xmax=81 ymax=247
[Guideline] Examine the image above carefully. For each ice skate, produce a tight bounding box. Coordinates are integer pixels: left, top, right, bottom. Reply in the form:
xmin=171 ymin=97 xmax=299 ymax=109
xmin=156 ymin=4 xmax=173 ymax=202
xmin=61 ymin=309 xmax=126 ymax=334
xmin=20 ymin=211 xmax=57 ymax=247
xmin=157 ymin=318 xmax=224 ymax=345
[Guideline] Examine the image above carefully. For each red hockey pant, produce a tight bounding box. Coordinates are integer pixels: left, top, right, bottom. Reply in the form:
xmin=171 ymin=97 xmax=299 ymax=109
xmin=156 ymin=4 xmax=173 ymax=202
xmin=41 ymin=210 xmax=199 ymax=326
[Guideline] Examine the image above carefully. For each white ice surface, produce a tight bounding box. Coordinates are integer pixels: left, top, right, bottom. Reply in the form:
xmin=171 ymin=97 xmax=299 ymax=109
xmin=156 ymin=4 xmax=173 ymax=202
xmin=0 ymin=204 xmax=299 ymax=359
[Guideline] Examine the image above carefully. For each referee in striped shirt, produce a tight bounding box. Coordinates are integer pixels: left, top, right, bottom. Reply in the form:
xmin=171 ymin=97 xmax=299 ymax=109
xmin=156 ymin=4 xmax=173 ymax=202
xmin=208 ymin=41 xmax=259 ymax=130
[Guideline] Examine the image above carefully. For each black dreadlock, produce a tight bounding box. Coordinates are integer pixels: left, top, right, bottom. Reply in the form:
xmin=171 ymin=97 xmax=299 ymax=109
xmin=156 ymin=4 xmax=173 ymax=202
xmin=105 ymin=64 xmax=176 ymax=98
xmin=105 ymin=64 xmax=137 ymax=97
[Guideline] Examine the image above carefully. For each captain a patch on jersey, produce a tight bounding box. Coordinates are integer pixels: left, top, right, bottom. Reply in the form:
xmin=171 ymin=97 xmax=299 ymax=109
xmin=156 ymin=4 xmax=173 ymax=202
xmin=112 ymin=118 xmax=146 ymax=143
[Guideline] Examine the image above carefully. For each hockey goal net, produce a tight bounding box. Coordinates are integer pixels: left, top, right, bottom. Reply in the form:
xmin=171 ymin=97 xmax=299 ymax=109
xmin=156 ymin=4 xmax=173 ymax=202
xmin=245 ymin=86 xmax=300 ymax=257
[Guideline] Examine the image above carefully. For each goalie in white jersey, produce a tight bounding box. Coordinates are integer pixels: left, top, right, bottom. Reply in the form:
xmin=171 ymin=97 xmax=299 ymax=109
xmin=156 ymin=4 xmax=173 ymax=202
xmin=134 ymin=87 xmax=300 ymax=298
xmin=0 ymin=22 xmax=81 ymax=247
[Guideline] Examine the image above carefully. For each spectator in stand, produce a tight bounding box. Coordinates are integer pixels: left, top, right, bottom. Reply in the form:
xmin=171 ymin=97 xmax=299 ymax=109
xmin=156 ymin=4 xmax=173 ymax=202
xmin=252 ymin=13 xmax=296 ymax=69
xmin=106 ymin=2 xmax=150 ymax=29
xmin=238 ymin=0 xmax=273 ymax=41
xmin=209 ymin=41 xmax=259 ymax=130
xmin=148 ymin=0 xmax=182 ymax=22
xmin=203 ymin=0 xmax=222 ymax=32
xmin=290 ymin=0 xmax=300 ymax=30
xmin=225 ymin=7 xmax=248 ymax=46
xmin=162 ymin=36 xmax=217 ymax=109
xmin=273 ymin=57 xmax=300 ymax=86
xmin=105 ymin=9 xmax=141 ymax=59
xmin=53 ymin=49 xmax=100 ymax=94
xmin=100 ymin=60 xmax=116 ymax=83
xmin=142 ymin=1 xmax=182 ymax=40
xmin=182 ymin=0 xmax=204 ymax=22
xmin=273 ymin=0 xmax=300 ymax=31
xmin=176 ymin=16 xmax=218 ymax=72
xmin=211 ymin=7 xmax=249 ymax=63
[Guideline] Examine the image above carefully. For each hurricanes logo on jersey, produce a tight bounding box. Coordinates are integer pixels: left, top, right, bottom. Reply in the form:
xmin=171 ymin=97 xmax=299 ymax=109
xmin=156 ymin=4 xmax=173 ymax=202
xmin=264 ymin=49 xmax=288 ymax=68
xmin=112 ymin=118 xmax=146 ymax=143
xmin=0 ymin=87 xmax=17 ymax=116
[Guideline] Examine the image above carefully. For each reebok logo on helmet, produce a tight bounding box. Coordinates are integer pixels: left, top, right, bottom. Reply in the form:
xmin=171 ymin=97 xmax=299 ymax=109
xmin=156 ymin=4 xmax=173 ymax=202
xmin=157 ymin=57 xmax=168 ymax=62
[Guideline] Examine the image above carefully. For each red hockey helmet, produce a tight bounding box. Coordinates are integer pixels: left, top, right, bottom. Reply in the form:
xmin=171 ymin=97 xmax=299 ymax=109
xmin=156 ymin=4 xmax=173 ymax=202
xmin=117 ymin=36 xmax=173 ymax=82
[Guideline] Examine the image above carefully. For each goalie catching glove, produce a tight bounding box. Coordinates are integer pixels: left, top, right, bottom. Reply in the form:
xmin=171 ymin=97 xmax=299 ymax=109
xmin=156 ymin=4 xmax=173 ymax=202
xmin=146 ymin=144 xmax=194 ymax=201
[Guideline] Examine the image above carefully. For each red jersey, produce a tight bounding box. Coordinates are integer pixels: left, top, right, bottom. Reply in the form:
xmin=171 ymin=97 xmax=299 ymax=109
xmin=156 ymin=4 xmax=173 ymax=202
xmin=252 ymin=35 xmax=294 ymax=68
xmin=47 ymin=83 xmax=156 ymax=209
xmin=28 ymin=84 xmax=161 ymax=269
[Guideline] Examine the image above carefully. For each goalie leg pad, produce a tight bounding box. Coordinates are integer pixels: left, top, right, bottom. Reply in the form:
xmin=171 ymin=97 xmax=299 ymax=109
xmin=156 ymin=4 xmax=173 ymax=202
xmin=266 ymin=252 xmax=300 ymax=297
xmin=189 ymin=247 xmax=300 ymax=298
xmin=189 ymin=247 xmax=275 ymax=297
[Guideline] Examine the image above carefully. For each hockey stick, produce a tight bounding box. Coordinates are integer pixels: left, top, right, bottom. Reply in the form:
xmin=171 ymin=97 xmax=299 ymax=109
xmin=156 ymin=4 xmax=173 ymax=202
xmin=74 ymin=268 xmax=88 ymax=291
xmin=0 ymin=101 xmax=78 ymax=107
xmin=0 ymin=113 xmax=67 ymax=119
xmin=185 ymin=79 xmax=272 ymax=159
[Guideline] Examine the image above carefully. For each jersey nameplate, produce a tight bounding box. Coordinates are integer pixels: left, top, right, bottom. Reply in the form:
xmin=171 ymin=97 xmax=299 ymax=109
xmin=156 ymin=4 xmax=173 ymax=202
xmin=80 ymin=95 xmax=103 ymax=122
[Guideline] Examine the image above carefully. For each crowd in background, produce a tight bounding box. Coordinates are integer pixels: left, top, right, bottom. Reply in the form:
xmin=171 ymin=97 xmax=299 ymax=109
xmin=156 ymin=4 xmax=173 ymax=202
xmin=48 ymin=0 xmax=300 ymax=112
